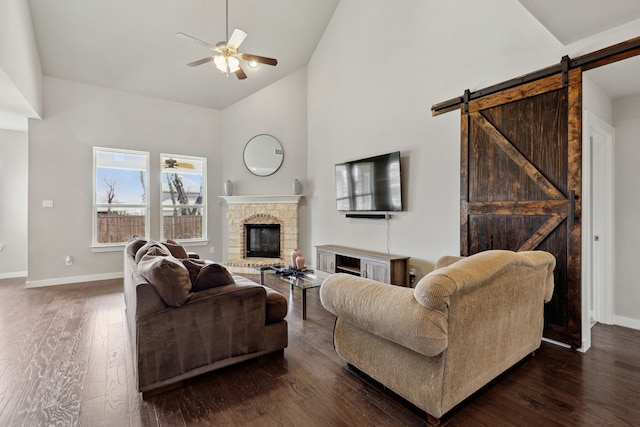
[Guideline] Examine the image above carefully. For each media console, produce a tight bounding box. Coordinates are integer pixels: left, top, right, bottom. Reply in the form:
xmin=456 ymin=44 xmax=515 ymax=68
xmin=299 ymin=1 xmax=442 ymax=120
xmin=315 ymin=244 xmax=410 ymax=287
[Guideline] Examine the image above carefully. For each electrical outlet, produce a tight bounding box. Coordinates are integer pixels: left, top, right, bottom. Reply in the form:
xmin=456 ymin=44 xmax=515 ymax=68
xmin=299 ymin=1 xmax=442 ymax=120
xmin=65 ymin=256 xmax=73 ymax=266
xmin=209 ymin=247 xmax=215 ymax=253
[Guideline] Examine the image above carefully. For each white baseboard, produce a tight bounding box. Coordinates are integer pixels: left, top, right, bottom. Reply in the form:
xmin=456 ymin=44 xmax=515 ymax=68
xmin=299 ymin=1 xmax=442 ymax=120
xmin=542 ymin=337 xmax=573 ymax=349
xmin=25 ymin=272 xmax=123 ymax=288
xmin=0 ymin=271 xmax=28 ymax=280
xmin=614 ymin=315 xmax=640 ymax=331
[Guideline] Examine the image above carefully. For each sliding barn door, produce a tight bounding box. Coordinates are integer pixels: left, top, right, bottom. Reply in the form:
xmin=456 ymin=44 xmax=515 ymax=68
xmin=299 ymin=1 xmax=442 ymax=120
xmin=461 ymin=71 xmax=582 ymax=348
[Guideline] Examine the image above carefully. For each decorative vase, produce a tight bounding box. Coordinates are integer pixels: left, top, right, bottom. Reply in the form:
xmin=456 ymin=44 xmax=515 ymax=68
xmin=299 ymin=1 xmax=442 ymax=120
xmin=292 ymin=178 xmax=302 ymax=195
xmin=296 ymin=256 xmax=305 ymax=270
xmin=224 ymin=180 xmax=233 ymax=196
xmin=290 ymin=248 xmax=302 ymax=268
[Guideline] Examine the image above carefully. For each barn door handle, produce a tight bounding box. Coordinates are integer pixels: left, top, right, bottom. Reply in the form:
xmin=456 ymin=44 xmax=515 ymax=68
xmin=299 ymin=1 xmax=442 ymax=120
xmin=569 ymin=190 xmax=576 ymax=228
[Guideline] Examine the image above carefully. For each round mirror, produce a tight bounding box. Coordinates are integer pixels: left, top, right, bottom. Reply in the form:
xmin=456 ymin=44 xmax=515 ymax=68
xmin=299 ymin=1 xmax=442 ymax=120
xmin=243 ymin=134 xmax=284 ymax=176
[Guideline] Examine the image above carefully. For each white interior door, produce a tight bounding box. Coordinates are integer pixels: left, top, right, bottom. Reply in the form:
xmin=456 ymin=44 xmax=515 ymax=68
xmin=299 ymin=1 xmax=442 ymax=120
xmin=585 ymin=111 xmax=614 ymax=326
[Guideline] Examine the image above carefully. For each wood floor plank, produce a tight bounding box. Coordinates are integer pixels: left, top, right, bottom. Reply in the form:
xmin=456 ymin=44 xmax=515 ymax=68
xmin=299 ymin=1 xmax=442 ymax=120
xmin=104 ymin=364 xmax=130 ymax=425
xmin=83 ymin=301 xmax=110 ymax=403
xmin=0 ymin=276 xmax=639 ymax=426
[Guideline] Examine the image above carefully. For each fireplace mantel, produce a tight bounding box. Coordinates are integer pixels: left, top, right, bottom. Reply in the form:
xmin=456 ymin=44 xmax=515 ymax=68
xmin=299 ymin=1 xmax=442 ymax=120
xmin=219 ymin=195 xmax=303 ymax=204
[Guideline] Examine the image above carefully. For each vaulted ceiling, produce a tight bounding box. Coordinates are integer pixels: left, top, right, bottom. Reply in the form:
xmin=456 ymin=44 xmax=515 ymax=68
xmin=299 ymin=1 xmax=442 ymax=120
xmin=3 ymin=1 xmax=640 ymax=133
xmin=28 ymin=0 xmax=340 ymax=110
xmin=517 ymin=0 xmax=640 ymax=100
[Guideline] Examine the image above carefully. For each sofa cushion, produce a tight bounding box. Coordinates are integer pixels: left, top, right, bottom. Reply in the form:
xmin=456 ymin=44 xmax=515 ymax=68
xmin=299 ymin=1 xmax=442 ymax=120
xmin=192 ymin=263 xmax=235 ymax=292
xmin=135 ymin=240 xmax=171 ymax=263
xmin=137 ymin=253 xmax=193 ymax=307
xmin=265 ymin=287 xmax=288 ymax=323
xmin=182 ymin=258 xmax=208 ymax=284
xmin=163 ymin=239 xmax=189 ymax=259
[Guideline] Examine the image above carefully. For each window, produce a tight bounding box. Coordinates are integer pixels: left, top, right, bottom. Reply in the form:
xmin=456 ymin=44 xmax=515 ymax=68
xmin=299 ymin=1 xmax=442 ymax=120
xmin=93 ymin=147 xmax=150 ymax=246
xmin=161 ymin=154 xmax=206 ymax=242
xmin=352 ymin=162 xmax=374 ymax=211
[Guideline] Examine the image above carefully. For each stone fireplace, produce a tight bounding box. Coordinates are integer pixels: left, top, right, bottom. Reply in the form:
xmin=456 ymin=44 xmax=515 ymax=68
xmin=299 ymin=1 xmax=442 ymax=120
xmin=221 ymin=195 xmax=302 ymax=273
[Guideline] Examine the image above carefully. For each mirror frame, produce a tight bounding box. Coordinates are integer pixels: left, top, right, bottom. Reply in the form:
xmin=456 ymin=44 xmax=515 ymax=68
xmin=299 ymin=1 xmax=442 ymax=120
xmin=243 ymin=134 xmax=284 ymax=177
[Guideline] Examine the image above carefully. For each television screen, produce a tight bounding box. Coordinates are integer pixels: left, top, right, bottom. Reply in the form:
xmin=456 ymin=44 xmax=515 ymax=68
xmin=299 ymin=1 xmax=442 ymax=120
xmin=335 ymin=151 xmax=403 ymax=212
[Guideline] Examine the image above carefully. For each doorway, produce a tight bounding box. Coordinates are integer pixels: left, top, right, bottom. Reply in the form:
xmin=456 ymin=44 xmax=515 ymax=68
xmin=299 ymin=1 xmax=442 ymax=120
xmin=583 ymin=110 xmax=614 ymax=331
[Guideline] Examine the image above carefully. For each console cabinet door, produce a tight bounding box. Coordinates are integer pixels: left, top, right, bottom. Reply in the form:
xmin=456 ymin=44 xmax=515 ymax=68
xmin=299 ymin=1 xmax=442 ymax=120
xmin=362 ymin=259 xmax=389 ymax=283
xmin=317 ymin=249 xmax=335 ymax=273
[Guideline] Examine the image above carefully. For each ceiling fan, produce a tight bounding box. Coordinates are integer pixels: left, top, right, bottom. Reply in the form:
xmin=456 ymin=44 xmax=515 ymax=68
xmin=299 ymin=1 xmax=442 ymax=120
xmin=176 ymin=0 xmax=278 ymax=80
xmin=163 ymin=158 xmax=195 ymax=170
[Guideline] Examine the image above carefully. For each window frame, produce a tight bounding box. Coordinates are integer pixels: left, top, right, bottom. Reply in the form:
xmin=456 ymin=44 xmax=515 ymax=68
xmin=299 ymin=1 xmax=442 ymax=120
xmin=92 ymin=147 xmax=150 ymax=249
xmin=160 ymin=153 xmax=207 ymax=243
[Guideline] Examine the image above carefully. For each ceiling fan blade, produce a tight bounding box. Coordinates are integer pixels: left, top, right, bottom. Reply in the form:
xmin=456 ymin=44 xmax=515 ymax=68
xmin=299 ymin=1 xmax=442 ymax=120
xmin=235 ymin=66 xmax=247 ymax=80
xmin=164 ymin=158 xmax=195 ymax=169
xmin=176 ymin=32 xmax=218 ymax=50
xmin=175 ymin=162 xmax=195 ymax=169
xmin=239 ymin=53 xmax=278 ymax=66
xmin=187 ymin=56 xmax=216 ymax=67
xmin=227 ymin=29 xmax=248 ymax=49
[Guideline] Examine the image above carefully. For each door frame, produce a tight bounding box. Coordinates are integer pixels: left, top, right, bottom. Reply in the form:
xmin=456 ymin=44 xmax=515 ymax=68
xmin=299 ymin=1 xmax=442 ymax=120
xmin=582 ymin=110 xmax=615 ymax=341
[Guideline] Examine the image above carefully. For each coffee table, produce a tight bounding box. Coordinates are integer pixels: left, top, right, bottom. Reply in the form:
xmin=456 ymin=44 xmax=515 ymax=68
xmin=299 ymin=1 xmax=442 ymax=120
xmin=256 ymin=266 xmax=329 ymax=319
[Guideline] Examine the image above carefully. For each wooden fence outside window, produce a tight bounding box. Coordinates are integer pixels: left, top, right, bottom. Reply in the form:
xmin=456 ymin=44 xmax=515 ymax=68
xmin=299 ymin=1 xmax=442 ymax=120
xmin=97 ymin=215 xmax=202 ymax=243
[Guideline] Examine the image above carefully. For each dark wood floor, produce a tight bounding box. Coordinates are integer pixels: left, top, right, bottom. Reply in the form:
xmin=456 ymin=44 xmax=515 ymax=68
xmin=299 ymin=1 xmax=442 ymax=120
xmin=0 ymin=275 xmax=639 ymax=426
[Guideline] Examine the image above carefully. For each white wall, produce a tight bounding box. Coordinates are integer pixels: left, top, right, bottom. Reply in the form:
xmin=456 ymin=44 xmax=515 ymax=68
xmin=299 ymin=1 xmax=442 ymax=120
xmin=307 ymin=0 xmax=565 ymax=278
xmin=0 ymin=129 xmax=28 ymax=277
xmin=583 ymin=75 xmax=614 ymax=124
xmin=220 ymin=68 xmax=309 ymax=260
xmin=27 ymin=77 xmax=221 ymax=285
xmin=612 ymin=94 xmax=640 ymax=328
xmin=0 ymin=0 xmax=43 ymax=131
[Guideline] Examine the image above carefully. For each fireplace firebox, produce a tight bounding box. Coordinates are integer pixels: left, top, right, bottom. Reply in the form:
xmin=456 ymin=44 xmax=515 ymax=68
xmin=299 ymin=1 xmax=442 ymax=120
xmin=245 ymin=224 xmax=281 ymax=258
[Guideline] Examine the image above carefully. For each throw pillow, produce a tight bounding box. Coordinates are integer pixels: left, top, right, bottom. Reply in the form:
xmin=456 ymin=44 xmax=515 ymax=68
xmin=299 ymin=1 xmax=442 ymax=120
xmin=192 ymin=263 xmax=235 ymax=292
xmin=137 ymin=253 xmax=193 ymax=307
xmin=163 ymin=239 xmax=189 ymax=259
xmin=125 ymin=236 xmax=148 ymax=257
xmin=134 ymin=240 xmax=171 ymax=263
xmin=182 ymin=258 xmax=207 ymax=284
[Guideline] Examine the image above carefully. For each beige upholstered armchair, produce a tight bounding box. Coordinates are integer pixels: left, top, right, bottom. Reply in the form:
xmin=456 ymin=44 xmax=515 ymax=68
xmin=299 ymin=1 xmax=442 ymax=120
xmin=320 ymin=249 xmax=555 ymax=425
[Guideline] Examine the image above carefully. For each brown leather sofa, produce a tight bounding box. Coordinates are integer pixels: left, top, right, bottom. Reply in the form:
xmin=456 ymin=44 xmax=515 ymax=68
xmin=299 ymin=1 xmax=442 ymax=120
xmin=124 ymin=238 xmax=288 ymax=395
xmin=320 ymin=250 xmax=555 ymax=424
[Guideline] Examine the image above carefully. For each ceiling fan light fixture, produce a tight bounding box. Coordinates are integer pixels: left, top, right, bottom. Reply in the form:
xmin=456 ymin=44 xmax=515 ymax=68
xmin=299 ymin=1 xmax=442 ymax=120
xmin=177 ymin=0 xmax=277 ymax=80
xmin=214 ymin=55 xmax=240 ymax=74
xmin=227 ymin=56 xmax=240 ymax=72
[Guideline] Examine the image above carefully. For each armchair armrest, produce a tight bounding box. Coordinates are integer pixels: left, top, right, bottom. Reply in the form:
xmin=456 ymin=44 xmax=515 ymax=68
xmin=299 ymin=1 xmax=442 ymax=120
xmin=435 ymin=255 xmax=465 ymax=270
xmin=320 ymin=274 xmax=448 ymax=357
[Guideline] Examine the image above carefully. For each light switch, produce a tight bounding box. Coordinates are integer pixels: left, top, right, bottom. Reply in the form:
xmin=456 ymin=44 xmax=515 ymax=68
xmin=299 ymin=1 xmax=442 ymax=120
xmin=43 ymin=200 xmax=54 ymax=208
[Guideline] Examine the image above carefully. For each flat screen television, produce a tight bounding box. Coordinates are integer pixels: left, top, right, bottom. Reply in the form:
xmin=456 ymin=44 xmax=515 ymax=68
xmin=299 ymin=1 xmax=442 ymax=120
xmin=335 ymin=151 xmax=403 ymax=212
